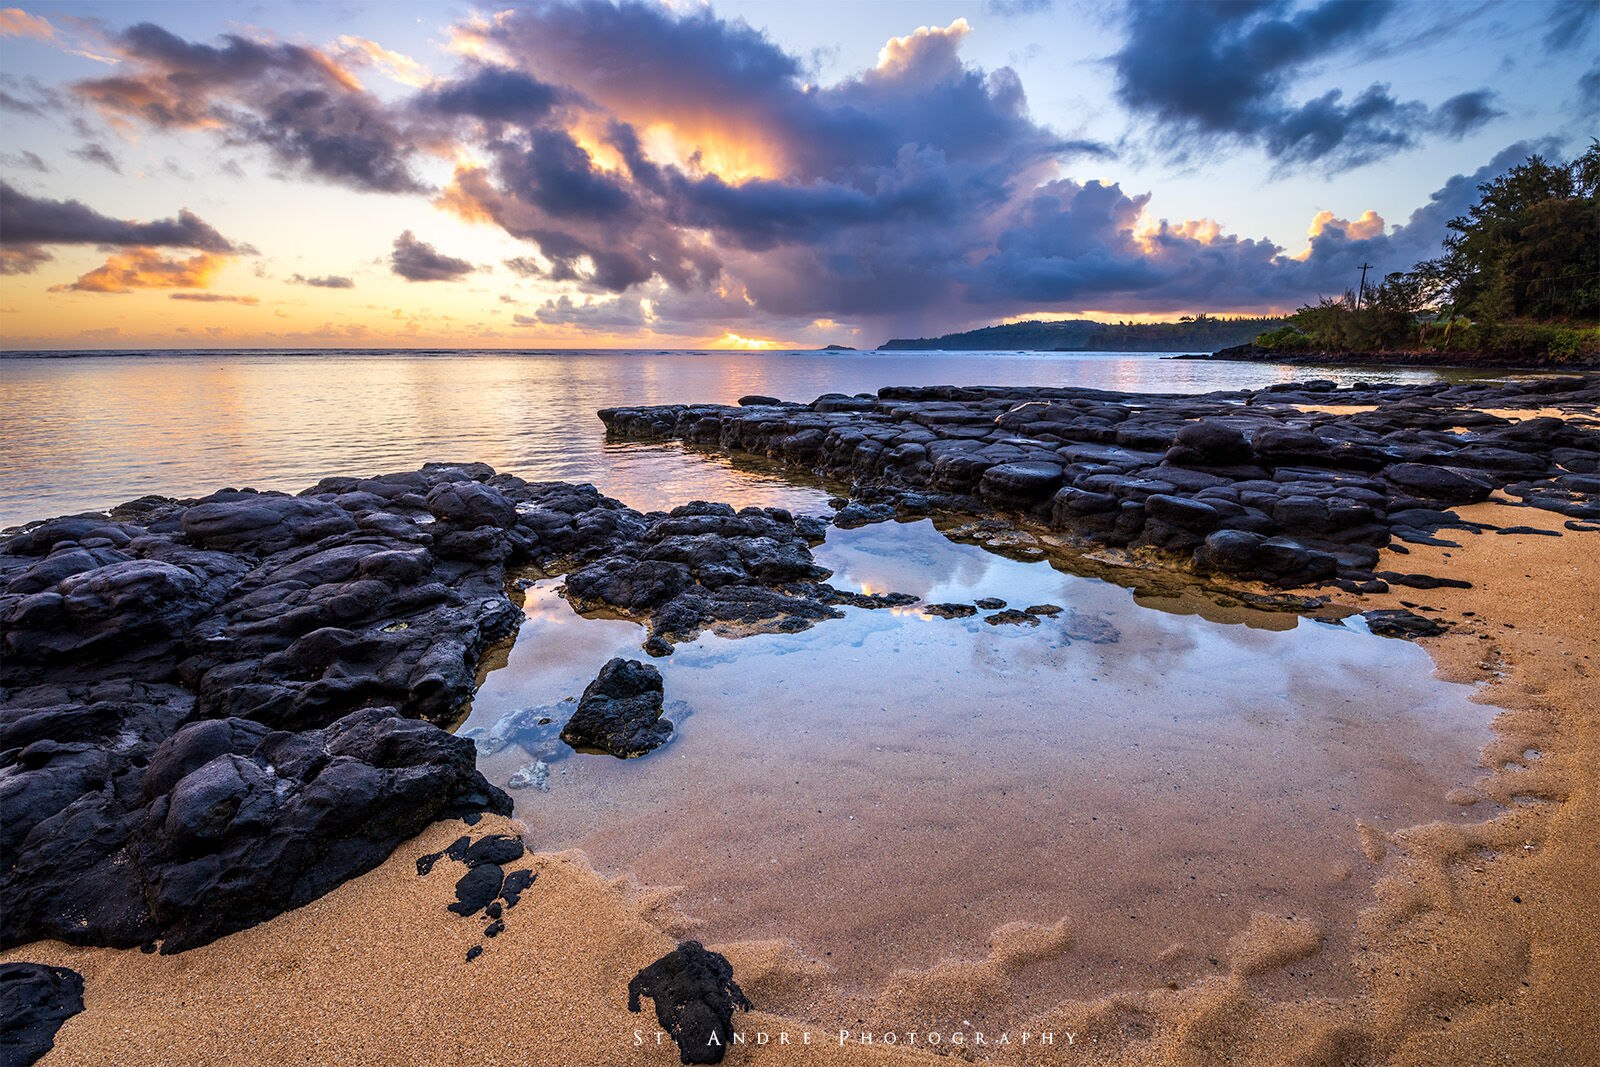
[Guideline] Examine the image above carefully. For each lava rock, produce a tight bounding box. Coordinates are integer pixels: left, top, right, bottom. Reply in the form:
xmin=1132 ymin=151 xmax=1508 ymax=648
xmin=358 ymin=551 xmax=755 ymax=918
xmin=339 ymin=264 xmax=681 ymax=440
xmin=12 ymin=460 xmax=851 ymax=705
xmin=628 ymin=941 xmax=752 ymax=1065
xmin=984 ymin=609 xmax=1039 ymax=626
xmin=1166 ymin=420 xmax=1252 ymax=467
xmin=560 ymin=658 xmax=673 ymax=758
xmin=1373 ymin=571 xmax=1474 ymax=590
xmin=448 ymin=864 xmax=504 ymax=917
xmin=923 ymin=603 xmax=978 ymax=619
xmin=1363 ymin=609 xmax=1449 ymax=639
xmin=501 ymin=869 xmax=536 ymax=906
xmin=0 ymin=962 xmax=84 ymax=1067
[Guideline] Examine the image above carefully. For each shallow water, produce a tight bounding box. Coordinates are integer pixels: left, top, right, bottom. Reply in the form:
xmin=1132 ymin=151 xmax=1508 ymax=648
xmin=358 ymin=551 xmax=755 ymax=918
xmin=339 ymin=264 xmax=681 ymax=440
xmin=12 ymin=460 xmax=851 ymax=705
xmin=466 ymin=518 xmax=1491 ymax=1024
xmin=0 ymin=348 xmax=1472 ymax=526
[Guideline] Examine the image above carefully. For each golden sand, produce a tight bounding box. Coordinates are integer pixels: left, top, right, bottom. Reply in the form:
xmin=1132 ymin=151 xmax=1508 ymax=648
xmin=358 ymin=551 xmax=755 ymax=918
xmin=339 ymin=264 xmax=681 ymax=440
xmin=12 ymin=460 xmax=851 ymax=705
xmin=6 ymin=504 xmax=1597 ymax=1066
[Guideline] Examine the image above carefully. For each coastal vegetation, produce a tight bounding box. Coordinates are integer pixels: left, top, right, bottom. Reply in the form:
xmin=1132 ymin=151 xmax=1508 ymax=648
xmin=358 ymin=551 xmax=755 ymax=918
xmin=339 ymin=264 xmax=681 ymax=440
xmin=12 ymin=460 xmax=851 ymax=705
xmin=878 ymin=314 xmax=1285 ymax=352
xmin=1253 ymin=144 xmax=1600 ymax=363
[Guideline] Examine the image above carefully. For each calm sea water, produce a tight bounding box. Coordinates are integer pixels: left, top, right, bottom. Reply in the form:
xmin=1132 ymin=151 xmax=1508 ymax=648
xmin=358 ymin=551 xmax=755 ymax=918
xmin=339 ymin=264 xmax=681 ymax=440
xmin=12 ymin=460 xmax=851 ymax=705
xmin=0 ymin=348 xmax=1470 ymax=526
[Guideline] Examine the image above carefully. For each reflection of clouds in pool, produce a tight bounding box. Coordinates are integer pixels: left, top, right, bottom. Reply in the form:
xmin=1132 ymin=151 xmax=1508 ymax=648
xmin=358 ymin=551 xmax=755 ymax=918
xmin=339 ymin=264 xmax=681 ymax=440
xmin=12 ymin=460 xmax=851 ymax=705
xmin=466 ymin=515 xmax=1491 ymax=1028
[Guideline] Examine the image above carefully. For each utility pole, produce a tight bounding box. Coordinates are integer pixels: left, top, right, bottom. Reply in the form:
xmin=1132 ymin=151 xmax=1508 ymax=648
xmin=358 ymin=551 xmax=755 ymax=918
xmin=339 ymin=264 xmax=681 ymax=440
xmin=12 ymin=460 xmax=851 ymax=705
xmin=1354 ymin=262 xmax=1374 ymax=310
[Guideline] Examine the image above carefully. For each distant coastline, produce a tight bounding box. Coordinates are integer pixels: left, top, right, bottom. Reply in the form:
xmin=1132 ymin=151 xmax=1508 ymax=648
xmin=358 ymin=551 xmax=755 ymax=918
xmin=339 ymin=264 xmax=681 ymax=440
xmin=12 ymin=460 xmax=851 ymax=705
xmin=877 ymin=315 xmax=1281 ymax=352
xmin=1180 ymin=341 xmax=1600 ymax=370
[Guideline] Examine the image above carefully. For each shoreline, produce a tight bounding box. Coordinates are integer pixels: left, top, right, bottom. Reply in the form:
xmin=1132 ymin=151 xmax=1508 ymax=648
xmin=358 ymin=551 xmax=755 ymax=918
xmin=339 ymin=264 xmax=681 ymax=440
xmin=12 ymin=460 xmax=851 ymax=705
xmin=1176 ymin=343 xmax=1600 ymax=371
xmin=6 ymin=501 xmax=1594 ymax=1065
xmin=3 ymin=375 xmax=1596 ymax=1064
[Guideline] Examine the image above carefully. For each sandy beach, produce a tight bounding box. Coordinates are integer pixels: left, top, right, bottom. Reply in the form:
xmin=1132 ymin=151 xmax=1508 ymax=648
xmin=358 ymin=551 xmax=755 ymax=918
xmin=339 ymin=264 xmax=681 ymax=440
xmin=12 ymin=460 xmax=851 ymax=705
xmin=7 ymin=494 xmax=1595 ymax=1066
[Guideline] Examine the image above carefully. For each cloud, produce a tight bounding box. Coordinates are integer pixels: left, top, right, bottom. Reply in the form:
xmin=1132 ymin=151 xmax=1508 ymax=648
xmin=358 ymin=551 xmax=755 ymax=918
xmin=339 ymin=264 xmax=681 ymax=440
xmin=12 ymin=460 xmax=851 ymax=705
xmin=524 ymin=294 xmax=647 ymax=330
xmin=0 ymin=7 xmax=55 ymax=41
xmin=2 ymin=149 xmax=49 ymax=172
xmin=1543 ymin=0 xmax=1598 ymax=51
xmin=0 ymin=245 xmax=52 ymax=274
xmin=334 ymin=35 xmax=431 ymax=88
xmin=389 ymin=230 xmax=476 ymax=281
xmin=1434 ymin=90 xmax=1504 ymax=138
xmin=433 ymin=4 xmax=1101 ymax=309
xmin=1111 ymin=1 xmax=1501 ymax=169
xmin=290 ymin=272 xmax=355 ymax=288
xmin=419 ymin=64 xmax=562 ymax=128
xmin=50 ymin=248 xmax=232 ymax=293
xmin=70 ymin=141 xmax=121 ymax=173
xmin=170 ymin=291 xmax=258 ymax=304
xmin=0 ymin=181 xmax=249 ymax=276
xmin=0 ymin=72 xmax=60 ymax=114
xmin=1579 ymin=64 xmax=1600 ymax=113
xmin=22 ymin=4 xmax=1552 ymax=340
xmin=71 ymin=22 xmax=425 ymax=193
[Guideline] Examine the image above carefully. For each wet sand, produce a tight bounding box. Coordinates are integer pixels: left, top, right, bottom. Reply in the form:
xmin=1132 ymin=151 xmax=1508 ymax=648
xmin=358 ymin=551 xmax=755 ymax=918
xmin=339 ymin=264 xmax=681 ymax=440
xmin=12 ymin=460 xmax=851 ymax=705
xmin=467 ymin=520 xmax=1492 ymax=1028
xmin=6 ymin=505 xmax=1596 ymax=1065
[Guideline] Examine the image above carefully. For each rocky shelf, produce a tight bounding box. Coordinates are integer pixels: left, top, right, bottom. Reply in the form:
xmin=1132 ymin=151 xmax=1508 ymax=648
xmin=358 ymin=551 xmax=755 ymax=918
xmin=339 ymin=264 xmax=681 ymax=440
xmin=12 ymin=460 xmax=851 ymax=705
xmin=600 ymin=376 xmax=1600 ymax=590
xmin=0 ymin=463 xmax=931 ymax=956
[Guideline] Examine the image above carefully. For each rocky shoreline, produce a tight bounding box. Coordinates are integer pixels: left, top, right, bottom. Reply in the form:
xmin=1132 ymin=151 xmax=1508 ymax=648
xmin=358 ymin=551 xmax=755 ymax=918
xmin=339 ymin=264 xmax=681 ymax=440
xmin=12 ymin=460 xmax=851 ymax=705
xmin=600 ymin=375 xmax=1599 ymax=591
xmin=1180 ymin=342 xmax=1600 ymax=369
xmin=3 ymin=375 xmax=1598 ymax=1064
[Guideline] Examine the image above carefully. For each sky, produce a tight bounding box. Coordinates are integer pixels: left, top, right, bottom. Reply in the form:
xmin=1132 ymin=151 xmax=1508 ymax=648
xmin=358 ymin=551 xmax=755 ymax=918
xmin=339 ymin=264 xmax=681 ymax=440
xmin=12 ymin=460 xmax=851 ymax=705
xmin=0 ymin=0 xmax=1594 ymax=350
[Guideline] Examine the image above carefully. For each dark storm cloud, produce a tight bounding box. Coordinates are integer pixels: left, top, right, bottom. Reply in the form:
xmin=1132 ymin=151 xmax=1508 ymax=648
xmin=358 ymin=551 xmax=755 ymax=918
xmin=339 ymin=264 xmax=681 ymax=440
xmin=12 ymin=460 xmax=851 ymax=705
xmin=1112 ymin=1 xmax=1500 ymax=169
xmin=236 ymin=88 xmax=424 ymax=194
xmin=963 ymin=141 xmax=1543 ymax=316
xmin=290 ymin=273 xmax=355 ymax=288
xmin=438 ymin=1 xmax=1105 ymax=304
xmin=454 ymin=1 xmax=1090 ymax=179
xmin=72 ymin=23 xmax=425 ymax=193
xmin=0 ymin=182 xmax=248 ymax=275
xmin=421 ymin=65 xmax=563 ymax=127
xmin=389 ymin=231 xmax=476 ymax=282
xmin=28 ymin=3 xmax=1547 ymax=337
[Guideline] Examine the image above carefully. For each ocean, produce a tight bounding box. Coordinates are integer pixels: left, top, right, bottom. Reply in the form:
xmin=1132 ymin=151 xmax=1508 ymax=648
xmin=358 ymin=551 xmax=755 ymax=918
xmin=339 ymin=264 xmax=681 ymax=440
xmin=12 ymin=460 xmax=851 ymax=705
xmin=0 ymin=347 xmax=1472 ymax=527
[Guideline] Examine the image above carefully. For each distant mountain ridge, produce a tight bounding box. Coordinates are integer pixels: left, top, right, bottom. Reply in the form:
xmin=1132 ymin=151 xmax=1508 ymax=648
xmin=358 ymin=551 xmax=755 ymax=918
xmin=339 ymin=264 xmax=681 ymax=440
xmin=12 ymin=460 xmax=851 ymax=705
xmin=877 ymin=315 xmax=1283 ymax=352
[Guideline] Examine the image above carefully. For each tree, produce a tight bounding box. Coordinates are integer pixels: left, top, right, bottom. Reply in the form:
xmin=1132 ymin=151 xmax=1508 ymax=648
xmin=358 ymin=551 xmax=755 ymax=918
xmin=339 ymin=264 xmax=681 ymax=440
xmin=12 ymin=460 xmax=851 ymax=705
xmin=1431 ymin=141 xmax=1600 ymax=321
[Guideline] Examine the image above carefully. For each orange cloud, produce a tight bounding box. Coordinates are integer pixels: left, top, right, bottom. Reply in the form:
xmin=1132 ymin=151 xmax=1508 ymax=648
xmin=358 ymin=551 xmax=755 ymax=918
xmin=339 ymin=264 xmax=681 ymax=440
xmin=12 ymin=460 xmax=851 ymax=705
xmin=1295 ymin=209 xmax=1385 ymax=259
xmin=0 ymin=7 xmax=55 ymax=40
xmin=434 ymin=165 xmax=499 ymax=225
xmin=50 ymin=249 xmax=232 ymax=293
xmin=335 ymin=35 xmax=431 ymax=88
xmin=1133 ymin=215 xmax=1224 ymax=254
xmin=874 ymin=18 xmax=969 ymax=78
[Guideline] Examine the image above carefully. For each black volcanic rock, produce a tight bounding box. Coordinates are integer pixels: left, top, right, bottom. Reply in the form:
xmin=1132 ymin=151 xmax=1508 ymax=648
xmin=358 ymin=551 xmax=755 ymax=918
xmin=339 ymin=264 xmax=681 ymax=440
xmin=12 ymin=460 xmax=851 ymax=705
xmin=0 ymin=962 xmax=84 ymax=1066
xmin=628 ymin=941 xmax=752 ymax=1065
xmin=0 ymin=703 xmax=510 ymax=954
xmin=1363 ymin=609 xmax=1449 ymax=639
xmin=2 ymin=463 xmax=843 ymax=958
xmin=561 ymin=659 xmax=673 ymax=758
xmin=600 ymin=374 xmax=1598 ymax=589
